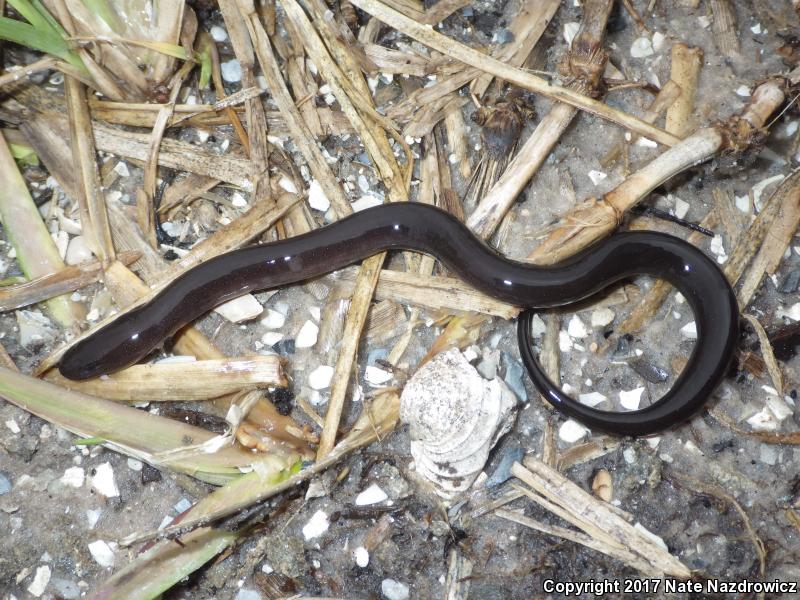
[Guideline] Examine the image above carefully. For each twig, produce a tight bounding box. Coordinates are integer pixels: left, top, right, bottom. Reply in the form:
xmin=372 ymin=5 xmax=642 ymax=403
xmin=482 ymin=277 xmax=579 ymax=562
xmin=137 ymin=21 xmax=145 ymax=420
xmin=0 ymin=251 xmax=139 ymax=312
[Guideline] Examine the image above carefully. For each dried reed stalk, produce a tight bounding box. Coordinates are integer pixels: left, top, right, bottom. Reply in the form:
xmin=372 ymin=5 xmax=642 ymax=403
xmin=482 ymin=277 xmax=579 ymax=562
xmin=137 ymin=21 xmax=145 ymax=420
xmin=336 ymin=268 xmax=519 ymax=318
xmin=0 ymin=57 xmax=57 ymax=88
xmin=64 ymin=77 xmax=115 ymax=262
xmin=317 ymin=254 xmax=385 ymax=458
xmin=664 ymin=44 xmax=703 ymax=138
xmin=710 ymin=0 xmax=740 ymax=58
xmin=349 ymin=0 xmax=681 ymax=146
xmin=527 ymin=78 xmax=788 ymax=264
xmin=738 ymin=169 xmax=800 ymax=307
xmin=467 ymin=0 xmax=615 ymax=239
xmin=0 ymin=251 xmax=139 ymax=312
xmin=239 ymin=1 xmax=352 ymax=218
xmin=508 ymin=460 xmax=691 ymax=578
xmin=470 ymin=0 xmax=562 ymax=98
xmin=45 ymin=356 xmax=286 ymax=401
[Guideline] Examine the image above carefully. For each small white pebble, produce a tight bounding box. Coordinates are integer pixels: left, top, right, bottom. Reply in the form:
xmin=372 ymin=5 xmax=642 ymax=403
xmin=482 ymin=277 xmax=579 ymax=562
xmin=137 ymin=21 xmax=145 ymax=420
xmin=735 ymin=85 xmax=751 ymax=97
xmin=5 ymin=419 xmax=20 ymax=434
xmin=61 ymin=466 xmax=85 ymax=488
xmin=354 ymin=546 xmax=369 ymax=567
xmin=231 ymin=192 xmax=248 ymax=208
xmin=113 ymin=161 xmax=129 ymax=177
xmin=65 ymin=235 xmax=93 ymax=266
xmin=308 ymin=180 xmax=331 ymax=212
xmin=90 ymin=462 xmax=119 ymax=498
xmin=673 ymin=197 xmax=690 ymax=219
xmin=365 ymin=365 xmax=392 ymax=386
xmin=210 ymin=25 xmax=228 ymax=42
xmin=558 ymin=330 xmax=573 ymax=352
xmin=747 ymin=407 xmax=779 ymax=431
xmin=302 ymin=510 xmax=330 ymax=540
xmin=652 ymin=31 xmax=666 ymax=52
xmin=221 ymin=59 xmax=242 ymax=83
xmin=296 ymin=320 xmax=319 ymax=348
xmin=591 ymin=308 xmax=615 ymax=328
xmin=530 ymin=314 xmax=546 ymax=337
xmin=308 ymin=365 xmax=334 ymax=390
xmin=623 ymin=447 xmax=637 ymax=464
xmin=356 ymin=483 xmax=388 ymax=506
xmin=127 ymin=458 xmax=143 ymax=471
xmin=750 ymin=23 xmax=762 ymax=34
xmin=381 ymin=579 xmax=410 ymax=600
xmin=261 ymin=331 xmax=283 ymax=346
xmin=87 ymin=540 xmax=116 ymax=568
xmin=619 ymin=387 xmax=644 ymax=411
xmin=559 ymin=419 xmax=588 ymax=443
xmin=697 ymin=15 xmax=711 ymax=28
xmin=630 ymin=36 xmax=654 ymax=58
xmin=567 ymin=315 xmax=588 ymax=339
xmin=261 ymin=309 xmax=286 ymax=329
xmin=680 ymin=321 xmax=697 ymax=339
xmin=27 ymin=565 xmax=51 ymax=597
xmin=278 ymin=176 xmax=298 ymax=194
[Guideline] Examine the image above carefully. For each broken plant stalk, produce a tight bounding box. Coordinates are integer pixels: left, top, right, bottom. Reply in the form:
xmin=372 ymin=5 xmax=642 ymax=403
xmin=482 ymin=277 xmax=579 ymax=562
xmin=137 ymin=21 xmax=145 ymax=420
xmin=527 ymin=77 xmax=789 ymax=264
xmin=467 ymin=0 xmax=615 ymax=239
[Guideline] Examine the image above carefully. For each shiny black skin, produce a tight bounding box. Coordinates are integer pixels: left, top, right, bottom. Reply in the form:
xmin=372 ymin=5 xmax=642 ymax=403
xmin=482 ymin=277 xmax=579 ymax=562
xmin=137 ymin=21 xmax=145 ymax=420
xmin=59 ymin=203 xmax=739 ymax=436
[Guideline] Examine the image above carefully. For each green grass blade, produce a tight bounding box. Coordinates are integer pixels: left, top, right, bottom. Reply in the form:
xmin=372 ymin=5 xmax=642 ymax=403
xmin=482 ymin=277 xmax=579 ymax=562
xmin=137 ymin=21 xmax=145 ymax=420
xmin=0 ymin=131 xmax=84 ymax=326
xmin=6 ymin=0 xmax=54 ymax=34
xmin=0 ymin=365 xmax=300 ymax=485
xmin=31 ymin=0 xmax=69 ymax=36
xmin=0 ymin=16 xmax=71 ymax=60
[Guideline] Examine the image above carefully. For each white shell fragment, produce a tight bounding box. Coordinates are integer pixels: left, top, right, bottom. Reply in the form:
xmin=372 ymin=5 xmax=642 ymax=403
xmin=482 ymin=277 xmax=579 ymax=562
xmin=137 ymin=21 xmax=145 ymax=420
xmin=400 ymin=349 xmax=517 ymax=498
xmin=90 ymin=462 xmax=119 ymax=498
xmin=302 ymin=510 xmax=330 ymax=540
xmin=355 ymin=483 xmax=388 ymax=506
xmin=567 ymin=315 xmax=588 ymax=338
xmin=680 ymin=321 xmax=697 ymax=339
xmin=559 ymin=419 xmax=589 ymax=443
xmin=88 ymin=540 xmax=116 ymax=568
xmin=295 ymin=320 xmax=319 ymax=348
xmin=578 ymin=391 xmax=607 ymax=407
xmin=619 ymin=387 xmax=645 ymax=411
xmin=308 ymin=180 xmax=331 ymax=212
xmin=214 ymin=294 xmax=263 ymax=322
